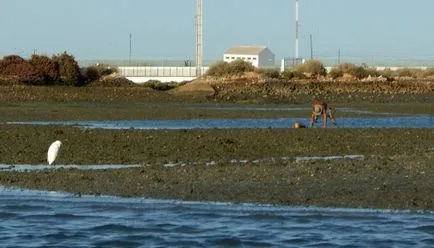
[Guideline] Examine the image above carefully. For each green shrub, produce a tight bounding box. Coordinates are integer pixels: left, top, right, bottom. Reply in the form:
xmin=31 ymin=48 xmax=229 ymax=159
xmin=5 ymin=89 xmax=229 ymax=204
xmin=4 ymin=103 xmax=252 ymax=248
xmin=376 ymin=68 xmax=423 ymax=79
xmin=291 ymin=70 xmax=307 ymax=79
xmin=281 ymin=69 xmax=307 ymax=80
xmin=256 ymin=68 xmax=280 ymax=79
xmin=328 ymin=67 xmax=343 ymax=79
xmin=423 ymin=67 xmax=434 ymax=77
xmin=350 ymin=66 xmax=369 ymax=79
xmin=228 ymin=59 xmax=255 ymax=75
xmin=338 ymin=63 xmax=357 ymax=74
xmin=280 ymin=70 xmax=295 ymax=80
xmin=377 ymin=68 xmax=394 ymax=78
xmin=293 ymin=60 xmax=326 ymax=77
xmin=364 ymin=67 xmax=380 ymax=77
xmin=395 ymin=68 xmax=416 ymax=78
xmin=206 ymin=59 xmax=255 ymax=77
xmin=334 ymin=63 xmax=378 ymax=79
xmin=205 ymin=61 xmax=230 ymax=77
xmin=409 ymin=68 xmax=425 ymax=78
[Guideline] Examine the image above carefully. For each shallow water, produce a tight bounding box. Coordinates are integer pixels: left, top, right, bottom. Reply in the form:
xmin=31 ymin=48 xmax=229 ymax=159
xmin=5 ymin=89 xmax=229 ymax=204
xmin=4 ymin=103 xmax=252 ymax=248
xmin=7 ymin=116 xmax=434 ymax=129
xmin=190 ymin=105 xmax=395 ymax=116
xmin=0 ymin=164 xmax=142 ymax=172
xmin=1 ymin=187 xmax=433 ymax=248
xmin=0 ymin=155 xmax=366 ymax=172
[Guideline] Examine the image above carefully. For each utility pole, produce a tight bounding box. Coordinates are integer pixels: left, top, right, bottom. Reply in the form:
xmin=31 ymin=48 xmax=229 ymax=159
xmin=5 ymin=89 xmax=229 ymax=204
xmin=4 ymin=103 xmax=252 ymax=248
xmin=309 ymin=34 xmax=313 ymax=60
xmin=195 ymin=0 xmax=203 ymax=76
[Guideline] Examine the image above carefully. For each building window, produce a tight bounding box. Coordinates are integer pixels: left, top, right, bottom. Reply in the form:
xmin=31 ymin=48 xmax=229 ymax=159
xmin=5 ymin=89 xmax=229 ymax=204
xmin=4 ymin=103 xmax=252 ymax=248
xmin=232 ymin=57 xmax=235 ymax=59
xmin=225 ymin=56 xmax=230 ymax=59
xmin=253 ymin=57 xmax=257 ymax=60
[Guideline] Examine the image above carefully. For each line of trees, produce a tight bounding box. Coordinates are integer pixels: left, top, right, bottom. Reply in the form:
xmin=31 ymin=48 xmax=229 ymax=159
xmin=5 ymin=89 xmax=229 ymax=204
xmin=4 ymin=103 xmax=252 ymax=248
xmin=0 ymin=52 xmax=116 ymax=86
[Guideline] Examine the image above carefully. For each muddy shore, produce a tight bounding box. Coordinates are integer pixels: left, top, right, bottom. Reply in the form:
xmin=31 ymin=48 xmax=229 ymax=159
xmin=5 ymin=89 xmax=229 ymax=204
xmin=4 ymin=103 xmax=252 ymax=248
xmin=0 ymin=81 xmax=433 ymax=210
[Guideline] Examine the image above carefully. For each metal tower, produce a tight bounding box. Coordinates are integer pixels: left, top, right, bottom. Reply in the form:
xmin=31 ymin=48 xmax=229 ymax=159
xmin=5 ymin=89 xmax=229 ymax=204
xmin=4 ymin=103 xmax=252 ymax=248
xmin=195 ymin=0 xmax=203 ymax=76
xmin=295 ymin=0 xmax=299 ymax=59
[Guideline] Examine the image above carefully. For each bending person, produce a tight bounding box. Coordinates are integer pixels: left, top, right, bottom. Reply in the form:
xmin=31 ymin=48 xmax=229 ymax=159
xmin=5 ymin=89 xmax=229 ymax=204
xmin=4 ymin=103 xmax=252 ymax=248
xmin=309 ymin=100 xmax=338 ymax=128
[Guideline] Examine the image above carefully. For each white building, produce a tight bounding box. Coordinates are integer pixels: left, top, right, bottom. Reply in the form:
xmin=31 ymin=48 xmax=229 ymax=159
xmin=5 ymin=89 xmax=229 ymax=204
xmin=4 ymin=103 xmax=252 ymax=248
xmin=223 ymin=45 xmax=275 ymax=68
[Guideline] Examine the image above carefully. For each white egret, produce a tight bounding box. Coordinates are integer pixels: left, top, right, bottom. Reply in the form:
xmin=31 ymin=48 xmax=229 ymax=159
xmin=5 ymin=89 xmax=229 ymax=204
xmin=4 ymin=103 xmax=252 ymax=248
xmin=47 ymin=140 xmax=62 ymax=165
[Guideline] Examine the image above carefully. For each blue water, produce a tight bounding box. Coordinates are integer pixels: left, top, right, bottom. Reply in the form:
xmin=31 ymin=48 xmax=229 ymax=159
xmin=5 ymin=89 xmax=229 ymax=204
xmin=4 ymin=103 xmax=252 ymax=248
xmin=3 ymin=114 xmax=434 ymax=247
xmin=1 ymin=187 xmax=434 ymax=248
xmin=7 ymin=116 xmax=434 ymax=129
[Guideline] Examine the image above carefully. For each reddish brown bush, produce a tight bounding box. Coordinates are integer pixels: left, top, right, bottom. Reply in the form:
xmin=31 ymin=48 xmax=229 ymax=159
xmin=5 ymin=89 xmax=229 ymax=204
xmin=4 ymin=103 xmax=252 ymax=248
xmin=29 ymin=55 xmax=60 ymax=84
xmin=0 ymin=55 xmax=24 ymax=73
xmin=53 ymin=52 xmax=82 ymax=86
xmin=0 ymin=55 xmax=44 ymax=84
xmin=1 ymin=55 xmax=26 ymax=63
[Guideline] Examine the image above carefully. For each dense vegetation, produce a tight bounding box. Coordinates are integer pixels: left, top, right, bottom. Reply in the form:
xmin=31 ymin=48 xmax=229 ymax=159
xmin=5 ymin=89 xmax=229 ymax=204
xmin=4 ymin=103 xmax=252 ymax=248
xmin=2 ymin=52 xmax=434 ymax=88
xmin=205 ymin=60 xmax=255 ymax=77
xmin=205 ymin=59 xmax=434 ymax=81
xmin=0 ymin=52 xmax=117 ymax=86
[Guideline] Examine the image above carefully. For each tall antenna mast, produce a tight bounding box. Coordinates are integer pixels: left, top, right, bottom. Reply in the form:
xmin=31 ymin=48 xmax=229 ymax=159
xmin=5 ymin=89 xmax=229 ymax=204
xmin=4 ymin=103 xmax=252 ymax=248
xmin=129 ymin=33 xmax=132 ymax=65
xmin=295 ymin=0 xmax=299 ymax=59
xmin=195 ymin=0 xmax=203 ymax=76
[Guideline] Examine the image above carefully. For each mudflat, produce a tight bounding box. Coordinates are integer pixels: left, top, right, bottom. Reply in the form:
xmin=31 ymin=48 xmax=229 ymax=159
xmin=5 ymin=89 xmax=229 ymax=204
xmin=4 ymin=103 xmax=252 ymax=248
xmin=0 ymin=81 xmax=433 ymax=210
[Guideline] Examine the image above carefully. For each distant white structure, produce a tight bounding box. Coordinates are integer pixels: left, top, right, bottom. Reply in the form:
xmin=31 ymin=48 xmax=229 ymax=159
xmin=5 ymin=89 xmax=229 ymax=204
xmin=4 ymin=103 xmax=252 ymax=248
xmin=223 ymin=45 xmax=275 ymax=68
xmin=118 ymin=66 xmax=209 ymax=83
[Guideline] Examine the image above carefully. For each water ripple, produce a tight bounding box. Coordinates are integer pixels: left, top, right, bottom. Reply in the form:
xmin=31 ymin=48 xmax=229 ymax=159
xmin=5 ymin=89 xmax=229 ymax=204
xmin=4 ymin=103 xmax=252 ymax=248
xmin=1 ymin=187 xmax=434 ymax=247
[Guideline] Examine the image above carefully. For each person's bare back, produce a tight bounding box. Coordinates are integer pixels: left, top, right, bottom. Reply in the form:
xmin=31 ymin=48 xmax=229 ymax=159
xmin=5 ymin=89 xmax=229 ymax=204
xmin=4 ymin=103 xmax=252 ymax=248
xmin=309 ymin=100 xmax=338 ymax=128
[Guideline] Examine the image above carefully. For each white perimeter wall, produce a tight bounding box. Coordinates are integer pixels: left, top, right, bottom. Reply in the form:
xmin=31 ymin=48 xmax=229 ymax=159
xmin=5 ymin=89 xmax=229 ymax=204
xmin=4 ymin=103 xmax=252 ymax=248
xmin=119 ymin=66 xmax=209 ymax=83
xmin=119 ymin=66 xmax=208 ymax=77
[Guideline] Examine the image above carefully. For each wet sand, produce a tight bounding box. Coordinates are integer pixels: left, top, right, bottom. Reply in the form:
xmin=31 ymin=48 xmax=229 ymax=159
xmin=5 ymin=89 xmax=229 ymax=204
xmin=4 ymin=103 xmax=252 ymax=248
xmin=0 ymin=82 xmax=433 ymax=210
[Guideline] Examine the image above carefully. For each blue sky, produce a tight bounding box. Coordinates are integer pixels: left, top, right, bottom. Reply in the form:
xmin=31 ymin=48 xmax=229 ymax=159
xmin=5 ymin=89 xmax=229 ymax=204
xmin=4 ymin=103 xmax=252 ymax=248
xmin=2 ymin=0 xmax=434 ymax=64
